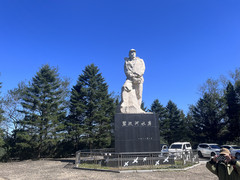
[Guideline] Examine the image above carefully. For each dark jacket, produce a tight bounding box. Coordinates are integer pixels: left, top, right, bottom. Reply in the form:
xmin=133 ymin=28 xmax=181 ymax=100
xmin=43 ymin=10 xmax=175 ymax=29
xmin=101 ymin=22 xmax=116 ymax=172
xmin=206 ymin=159 xmax=240 ymax=180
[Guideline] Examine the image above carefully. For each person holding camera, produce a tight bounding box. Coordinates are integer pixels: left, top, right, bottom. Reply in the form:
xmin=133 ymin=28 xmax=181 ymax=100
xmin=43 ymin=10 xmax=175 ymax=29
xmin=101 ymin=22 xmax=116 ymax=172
xmin=206 ymin=148 xmax=240 ymax=180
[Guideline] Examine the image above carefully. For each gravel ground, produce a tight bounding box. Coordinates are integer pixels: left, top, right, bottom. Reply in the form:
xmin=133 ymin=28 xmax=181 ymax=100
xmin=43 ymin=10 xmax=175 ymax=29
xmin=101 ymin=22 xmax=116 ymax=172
xmin=0 ymin=159 xmax=218 ymax=180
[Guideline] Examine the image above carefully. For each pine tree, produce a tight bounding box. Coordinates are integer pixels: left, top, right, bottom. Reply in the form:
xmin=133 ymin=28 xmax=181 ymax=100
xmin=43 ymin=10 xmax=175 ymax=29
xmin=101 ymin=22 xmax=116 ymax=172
xmin=179 ymin=110 xmax=191 ymax=142
xmin=190 ymin=93 xmax=225 ymax=144
xmin=141 ymin=101 xmax=148 ymax=112
xmin=150 ymin=99 xmax=168 ymax=143
xmin=152 ymin=100 xmax=186 ymax=145
xmin=150 ymin=99 xmax=167 ymax=121
xmin=164 ymin=100 xmax=184 ymax=144
xmin=68 ymin=64 xmax=115 ymax=150
xmin=224 ymin=82 xmax=240 ymax=142
xmin=17 ymin=64 xmax=69 ymax=159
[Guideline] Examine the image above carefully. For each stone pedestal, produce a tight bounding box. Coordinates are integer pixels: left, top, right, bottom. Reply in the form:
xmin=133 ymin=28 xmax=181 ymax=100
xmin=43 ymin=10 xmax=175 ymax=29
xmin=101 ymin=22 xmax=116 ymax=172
xmin=115 ymin=113 xmax=161 ymax=152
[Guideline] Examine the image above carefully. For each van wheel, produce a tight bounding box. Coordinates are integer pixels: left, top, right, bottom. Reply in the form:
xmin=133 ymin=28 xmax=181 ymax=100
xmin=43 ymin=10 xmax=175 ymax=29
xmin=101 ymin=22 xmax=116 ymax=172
xmin=198 ymin=151 xmax=203 ymax=158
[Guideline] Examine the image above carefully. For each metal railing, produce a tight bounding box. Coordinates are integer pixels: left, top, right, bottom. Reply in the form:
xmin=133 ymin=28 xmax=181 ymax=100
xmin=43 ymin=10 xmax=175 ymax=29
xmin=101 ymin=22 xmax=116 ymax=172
xmin=75 ymin=149 xmax=199 ymax=171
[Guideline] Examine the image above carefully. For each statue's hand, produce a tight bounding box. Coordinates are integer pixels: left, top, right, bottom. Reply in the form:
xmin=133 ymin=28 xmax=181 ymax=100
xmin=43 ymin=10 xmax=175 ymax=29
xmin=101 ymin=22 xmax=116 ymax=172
xmin=133 ymin=72 xmax=141 ymax=78
xmin=132 ymin=77 xmax=142 ymax=84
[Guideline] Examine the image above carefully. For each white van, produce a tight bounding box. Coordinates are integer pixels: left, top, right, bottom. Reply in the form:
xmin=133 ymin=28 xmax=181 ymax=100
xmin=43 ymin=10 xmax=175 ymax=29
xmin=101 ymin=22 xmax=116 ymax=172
xmin=168 ymin=142 xmax=192 ymax=155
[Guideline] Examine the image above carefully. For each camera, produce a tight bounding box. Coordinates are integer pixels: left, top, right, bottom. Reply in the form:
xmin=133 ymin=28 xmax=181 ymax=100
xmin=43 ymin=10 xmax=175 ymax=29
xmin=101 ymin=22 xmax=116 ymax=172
xmin=216 ymin=155 xmax=226 ymax=162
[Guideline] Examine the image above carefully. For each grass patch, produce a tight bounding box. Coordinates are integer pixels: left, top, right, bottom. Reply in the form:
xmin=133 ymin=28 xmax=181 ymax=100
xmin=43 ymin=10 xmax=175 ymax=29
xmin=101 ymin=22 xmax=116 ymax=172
xmin=77 ymin=163 xmax=114 ymax=170
xmin=76 ymin=161 xmax=197 ymax=171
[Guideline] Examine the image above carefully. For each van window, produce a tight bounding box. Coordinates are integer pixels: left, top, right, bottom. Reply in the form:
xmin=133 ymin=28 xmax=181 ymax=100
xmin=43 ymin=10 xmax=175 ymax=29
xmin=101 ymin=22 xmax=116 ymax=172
xmin=170 ymin=144 xmax=182 ymax=149
xmin=186 ymin=144 xmax=191 ymax=148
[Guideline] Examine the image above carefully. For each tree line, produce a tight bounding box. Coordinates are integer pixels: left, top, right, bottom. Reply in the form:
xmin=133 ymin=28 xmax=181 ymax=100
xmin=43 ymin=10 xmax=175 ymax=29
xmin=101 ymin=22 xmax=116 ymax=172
xmin=0 ymin=64 xmax=240 ymax=161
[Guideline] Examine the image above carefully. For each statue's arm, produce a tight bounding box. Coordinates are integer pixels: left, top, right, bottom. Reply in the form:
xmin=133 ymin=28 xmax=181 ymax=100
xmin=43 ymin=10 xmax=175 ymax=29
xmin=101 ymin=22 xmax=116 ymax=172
xmin=124 ymin=59 xmax=134 ymax=78
xmin=133 ymin=59 xmax=145 ymax=77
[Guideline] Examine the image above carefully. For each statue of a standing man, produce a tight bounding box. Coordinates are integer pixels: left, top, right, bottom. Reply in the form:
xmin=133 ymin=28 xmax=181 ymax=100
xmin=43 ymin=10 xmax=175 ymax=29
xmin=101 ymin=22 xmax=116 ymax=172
xmin=119 ymin=49 xmax=145 ymax=113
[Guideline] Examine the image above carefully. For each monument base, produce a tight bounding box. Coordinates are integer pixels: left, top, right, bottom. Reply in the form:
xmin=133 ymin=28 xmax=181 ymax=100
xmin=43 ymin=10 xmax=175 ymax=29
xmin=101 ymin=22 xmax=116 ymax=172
xmin=115 ymin=113 xmax=161 ymax=153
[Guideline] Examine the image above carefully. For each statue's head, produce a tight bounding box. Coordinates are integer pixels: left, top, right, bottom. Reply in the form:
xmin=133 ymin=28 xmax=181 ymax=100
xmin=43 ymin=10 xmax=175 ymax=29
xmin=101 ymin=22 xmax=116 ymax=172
xmin=129 ymin=49 xmax=136 ymax=59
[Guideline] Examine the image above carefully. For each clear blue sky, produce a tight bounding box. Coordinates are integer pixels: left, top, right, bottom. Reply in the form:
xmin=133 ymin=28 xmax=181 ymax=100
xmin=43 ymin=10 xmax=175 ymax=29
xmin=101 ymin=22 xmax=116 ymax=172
xmin=0 ymin=0 xmax=240 ymax=113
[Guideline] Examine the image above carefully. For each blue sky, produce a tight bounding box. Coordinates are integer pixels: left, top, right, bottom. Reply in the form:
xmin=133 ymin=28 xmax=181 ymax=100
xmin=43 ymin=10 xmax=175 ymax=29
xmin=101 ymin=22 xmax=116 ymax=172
xmin=0 ymin=0 xmax=240 ymax=113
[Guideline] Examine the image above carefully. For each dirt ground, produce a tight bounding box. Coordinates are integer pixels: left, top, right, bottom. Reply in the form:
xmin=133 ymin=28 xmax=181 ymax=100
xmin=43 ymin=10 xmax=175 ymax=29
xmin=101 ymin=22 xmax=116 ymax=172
xmin=0 ymin=159 xmax=217 ymax=180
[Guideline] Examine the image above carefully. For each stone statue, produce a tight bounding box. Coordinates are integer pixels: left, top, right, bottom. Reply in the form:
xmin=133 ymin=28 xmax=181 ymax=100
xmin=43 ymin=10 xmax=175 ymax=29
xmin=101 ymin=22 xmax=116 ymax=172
xmin=119 ymin=49 xmax=145 ymax=113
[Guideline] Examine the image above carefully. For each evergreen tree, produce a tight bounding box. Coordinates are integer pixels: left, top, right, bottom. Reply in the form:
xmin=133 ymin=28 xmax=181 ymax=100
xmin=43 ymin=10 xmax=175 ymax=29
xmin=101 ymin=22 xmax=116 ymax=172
xmin=150 ymin=99 xmax=168 ymax=143
xmin=163 ymin=100 xmax=185 ymax=144
xmin=235 ymin=80 xmax=240 ymax=96
xmin=141 ymin=101 xmax=148 ymax=112
xmin=224 ymin=82 xmax=240 ymax=142
xmin=17 ymin=64 xmax=69 ymax=159
xmin=190 ymin=93 xmax=225 ymax=144
xmin=150 ymin=99 xmax=167 ymax=121
xmin=150 ymin=100 xmax=188 ymax=144
xmin=68 ymin=64 xmax=115 ymax=150
xmin=185 ymin=110 xmax=196 ymax=145
xmin=179 ymin=110 xmax=192 ymax=142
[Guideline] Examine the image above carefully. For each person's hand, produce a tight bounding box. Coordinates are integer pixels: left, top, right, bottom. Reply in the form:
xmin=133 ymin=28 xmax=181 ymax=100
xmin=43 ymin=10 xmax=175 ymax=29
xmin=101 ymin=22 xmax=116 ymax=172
xmin=224 ymin=154 xmax=232 ymax=163
xmin=212 ymin=155 xmax=217 ymax=163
